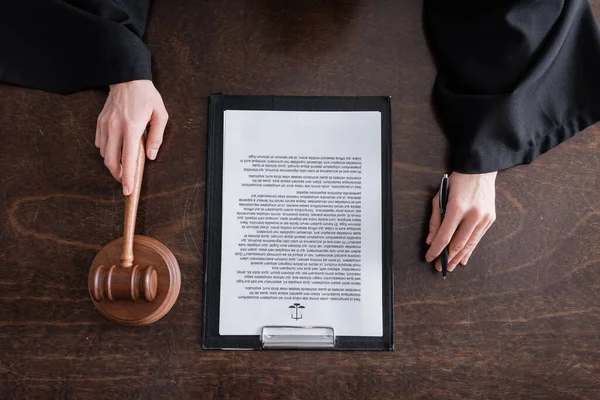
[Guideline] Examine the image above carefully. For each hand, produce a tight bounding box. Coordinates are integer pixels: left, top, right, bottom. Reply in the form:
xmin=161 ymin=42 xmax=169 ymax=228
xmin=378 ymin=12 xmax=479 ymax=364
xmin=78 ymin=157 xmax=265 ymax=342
xmin=425 ymin=171 xmax=497 ymax=272
xmin=95 ymin=79 xmax=168 ymax=195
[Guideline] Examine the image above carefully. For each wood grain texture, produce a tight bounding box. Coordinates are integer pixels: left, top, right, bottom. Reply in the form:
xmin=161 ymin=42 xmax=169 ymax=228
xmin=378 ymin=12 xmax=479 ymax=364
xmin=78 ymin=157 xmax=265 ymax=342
xmin=0 ymin=0 xmax=599 ymax=399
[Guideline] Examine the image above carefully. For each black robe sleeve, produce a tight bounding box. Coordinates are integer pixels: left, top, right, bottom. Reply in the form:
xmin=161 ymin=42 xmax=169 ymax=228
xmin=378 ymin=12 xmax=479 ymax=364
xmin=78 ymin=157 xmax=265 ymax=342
xmin=424 ymin=0 xmax=600 ymax=173
xmin=0 ymin=0 xmax=153 ymax=94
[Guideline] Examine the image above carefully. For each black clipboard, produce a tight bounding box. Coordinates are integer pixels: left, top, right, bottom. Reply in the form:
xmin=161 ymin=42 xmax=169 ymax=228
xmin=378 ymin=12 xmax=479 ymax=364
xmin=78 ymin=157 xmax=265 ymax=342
xmin=202 ymin=94 xmax=393 ymax=350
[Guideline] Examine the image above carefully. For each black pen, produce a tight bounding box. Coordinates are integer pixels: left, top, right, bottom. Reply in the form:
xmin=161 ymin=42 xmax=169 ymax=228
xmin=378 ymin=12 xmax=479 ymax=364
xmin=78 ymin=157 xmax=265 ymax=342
xmin=439 ymin=174 xmax=449 ymax=279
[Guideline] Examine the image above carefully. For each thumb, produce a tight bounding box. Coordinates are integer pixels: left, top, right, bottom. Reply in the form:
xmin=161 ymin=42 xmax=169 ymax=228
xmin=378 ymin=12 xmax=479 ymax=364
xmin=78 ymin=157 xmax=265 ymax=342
xmin=427 ymin=194 xmax=441 ymax=245
xmin=146 ymin=108 xmax=168 ymax=160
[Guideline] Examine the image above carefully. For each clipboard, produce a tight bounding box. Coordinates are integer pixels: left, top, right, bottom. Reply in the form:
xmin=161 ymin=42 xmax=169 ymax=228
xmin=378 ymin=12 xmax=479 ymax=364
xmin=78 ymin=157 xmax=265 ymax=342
xmin=202 ymin=94 xmax=394 ymax=350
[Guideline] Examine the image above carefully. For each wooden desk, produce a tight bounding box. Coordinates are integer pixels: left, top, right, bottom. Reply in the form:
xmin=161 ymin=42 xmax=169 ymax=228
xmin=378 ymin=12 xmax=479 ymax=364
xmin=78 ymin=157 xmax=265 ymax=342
xmin=1 ymin=1 xmax=599 ymax=398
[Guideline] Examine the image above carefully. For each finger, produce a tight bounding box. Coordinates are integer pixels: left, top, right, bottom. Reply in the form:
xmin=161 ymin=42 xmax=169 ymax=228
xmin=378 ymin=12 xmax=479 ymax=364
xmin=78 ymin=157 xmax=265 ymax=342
xmin=121 ymin=124 xmax=144 ymax=196
xmin=435 ymin=257 xmax=442 ymax=272
xmin=458 ymin=217 xmax=494 ymax=265
xmin=146 ymin=107 xmax=168 ymax=160
xmin=449 ymin=233 xmax=478 ymax=271
xmin=96 ymin=104 xmax=108 ymax=149
xmin=100 ymin=118 xmax=109 ymax=159
xmin=457 ymin=244 xmax=477 ymax=268
xmin=445 ymin=213 xmax=479 ymax=271
xmin=454 ymin=232 xmax=478 ymax=267
xmin=95 ymin=115 xmax=102 ymax=148
xmin=426 ymin=201 xmax=463 ymax=262
xmin=454 ymin=244 xmax=472 ymax=268
xmin=426 ymin=194 xmax=441 ymax=245
xmin=460 ymin=249 xmax=473 ymax=266
xmin=104 ymin=121 xmax=123 ymax=182
xmin=457 ymin=218 xmax=494 ymax=266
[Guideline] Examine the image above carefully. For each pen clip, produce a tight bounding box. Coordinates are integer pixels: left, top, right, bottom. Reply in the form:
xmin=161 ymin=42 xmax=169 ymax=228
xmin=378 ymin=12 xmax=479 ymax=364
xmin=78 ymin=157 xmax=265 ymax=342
xmin=439 ymin=174 xmax=448 ymax=212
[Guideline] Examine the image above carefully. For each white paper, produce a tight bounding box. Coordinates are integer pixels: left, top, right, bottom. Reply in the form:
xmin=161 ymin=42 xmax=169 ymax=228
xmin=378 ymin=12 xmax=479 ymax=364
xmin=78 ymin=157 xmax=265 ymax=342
xmin=219 ymin=110 xmax=383 ymax=337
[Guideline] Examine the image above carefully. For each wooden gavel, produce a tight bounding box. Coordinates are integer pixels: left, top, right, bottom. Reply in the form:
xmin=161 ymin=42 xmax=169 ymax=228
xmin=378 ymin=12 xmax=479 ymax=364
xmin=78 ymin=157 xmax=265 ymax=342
xmin=88 ymin=135 xmax=180 ymax=325
xmin=89 ymin=138 xmax=157 ymax=302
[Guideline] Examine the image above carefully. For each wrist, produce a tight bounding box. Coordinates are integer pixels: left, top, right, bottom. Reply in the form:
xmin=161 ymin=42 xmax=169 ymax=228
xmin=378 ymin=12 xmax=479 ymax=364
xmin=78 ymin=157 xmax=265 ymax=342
xmin=109 ymin=79 xmax=153 ymax=91
xmin=454 ymin=171 xmax=497 ymax=179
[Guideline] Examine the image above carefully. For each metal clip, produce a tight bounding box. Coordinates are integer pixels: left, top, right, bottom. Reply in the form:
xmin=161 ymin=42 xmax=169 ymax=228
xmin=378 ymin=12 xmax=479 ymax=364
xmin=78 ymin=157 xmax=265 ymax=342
xmin=261 ymin=326 xmax=335 ymax=349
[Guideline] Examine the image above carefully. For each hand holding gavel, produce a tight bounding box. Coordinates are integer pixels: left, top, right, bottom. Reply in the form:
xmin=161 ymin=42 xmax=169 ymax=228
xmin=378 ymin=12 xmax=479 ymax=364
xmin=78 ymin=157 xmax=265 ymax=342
xmin=90 ymin=137 xmax=158 ymax=302
xmin=88 ymin=135 xmax=180 ymax=326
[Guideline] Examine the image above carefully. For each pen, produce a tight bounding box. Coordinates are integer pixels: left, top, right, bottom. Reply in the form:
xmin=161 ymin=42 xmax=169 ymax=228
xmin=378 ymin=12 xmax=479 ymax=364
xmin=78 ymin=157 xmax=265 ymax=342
xmin=439 ymin=174 xmax=449 ymax=279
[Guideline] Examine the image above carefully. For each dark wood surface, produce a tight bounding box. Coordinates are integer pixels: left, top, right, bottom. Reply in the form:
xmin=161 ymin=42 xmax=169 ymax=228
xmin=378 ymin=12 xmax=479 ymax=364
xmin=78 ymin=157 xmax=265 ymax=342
xmin=1 ymin=0 xmax=599 ymax=398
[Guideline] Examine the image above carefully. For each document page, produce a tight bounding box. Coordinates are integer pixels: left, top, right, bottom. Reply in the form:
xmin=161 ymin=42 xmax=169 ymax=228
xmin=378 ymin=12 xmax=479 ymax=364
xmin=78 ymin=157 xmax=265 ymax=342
xmin=219 ymin=110 xmax=383 ymax=336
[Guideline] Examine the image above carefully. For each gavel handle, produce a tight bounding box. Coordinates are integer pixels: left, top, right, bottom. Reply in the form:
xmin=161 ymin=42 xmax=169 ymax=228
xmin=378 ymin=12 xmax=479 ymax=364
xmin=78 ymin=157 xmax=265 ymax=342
xmin=121 ymin=135 xmax=146 ymax=268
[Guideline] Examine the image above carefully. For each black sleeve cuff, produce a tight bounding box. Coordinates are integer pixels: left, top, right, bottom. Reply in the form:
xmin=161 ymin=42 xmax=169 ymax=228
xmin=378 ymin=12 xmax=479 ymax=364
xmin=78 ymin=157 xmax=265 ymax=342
xmin=425 ymin=0 xmax=600 ymax=173
xmin=0 ymin=0 xmax=153 ymax=94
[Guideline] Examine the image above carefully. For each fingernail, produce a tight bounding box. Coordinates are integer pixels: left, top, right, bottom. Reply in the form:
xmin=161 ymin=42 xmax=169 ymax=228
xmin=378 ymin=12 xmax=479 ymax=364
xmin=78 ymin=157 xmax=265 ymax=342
xmin=426 ymin=255 xmax=433 ymax=263
xmin=149 ymin=149 xmax=157 ymax=160
xmin=435 ymin=263 xmax=442 ymax=272
xmin=123 ymin=185 xmax=131 ymax=196
xmin=448 ymin=263 xmax=456 ymax=272
xmin=463 ymin=258 xmax=469 ymax=265
xmin=426 ymin=233 xmax=432 ymax=244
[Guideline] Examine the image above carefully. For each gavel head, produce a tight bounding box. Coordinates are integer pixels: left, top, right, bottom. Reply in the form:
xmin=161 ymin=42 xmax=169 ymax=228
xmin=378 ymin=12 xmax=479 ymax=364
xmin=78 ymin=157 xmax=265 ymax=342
xmin=90 ymin=264 xmax=158 ymax=302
